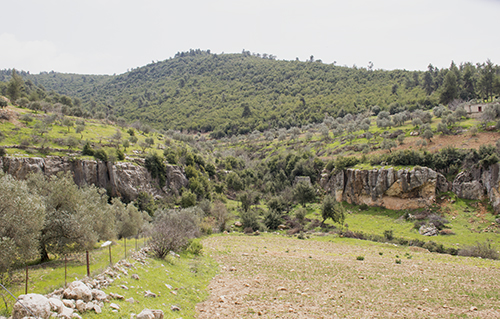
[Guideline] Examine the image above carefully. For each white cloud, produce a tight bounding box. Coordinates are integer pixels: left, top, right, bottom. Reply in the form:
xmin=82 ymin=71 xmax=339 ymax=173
xmin=0 ymin=33 xmax=81 ymax=73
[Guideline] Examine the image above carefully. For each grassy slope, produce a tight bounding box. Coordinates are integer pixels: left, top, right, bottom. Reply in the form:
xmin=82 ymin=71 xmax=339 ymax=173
xmin=0 ymin=104 xmax=175 ymax=158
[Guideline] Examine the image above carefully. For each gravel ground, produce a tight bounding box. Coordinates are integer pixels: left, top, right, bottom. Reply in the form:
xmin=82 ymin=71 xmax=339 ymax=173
xmin=197 ymin=234 xmax=500 ymax=318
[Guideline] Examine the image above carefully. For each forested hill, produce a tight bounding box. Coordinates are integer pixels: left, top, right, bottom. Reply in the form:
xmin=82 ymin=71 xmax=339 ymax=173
xmin=4 ymin=50 xmax=499 ymax=135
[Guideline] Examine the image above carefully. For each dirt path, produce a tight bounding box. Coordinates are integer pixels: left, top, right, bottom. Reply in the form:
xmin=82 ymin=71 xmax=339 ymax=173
xmin=196 ymin=234 xmax=500 ymax=318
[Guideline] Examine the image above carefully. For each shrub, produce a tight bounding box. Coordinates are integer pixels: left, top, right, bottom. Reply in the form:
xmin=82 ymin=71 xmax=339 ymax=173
xmin=383 ymin=230 xmax=394 ymax=241
xmin=93 ymin=149 xmax=108 ymax=162
xmin=82 ymin=142 xmax=94 ymax=156
xmin=145 ymin=153 xmax=167 ymax=188
xmin=264 ymin=209 xmax=282 ymax=230
xmin=116 ymin=149 xmax=125 ymax=161
xmin=186 ymin=239 xmax=203 ymax=255
xmin=356 ymin=256 xmax=365 ymax=261
xmin=149 ymin=208 xmax=201 ymax=258
xmin=0 ymin=148 xmax=5 ymax=157
xmin=180 ymin=190 xmax=197 ymax=208
xmin=458 ymin=241 xmax=499 ymax=260
xmin=240 ymin=209 xmax=260 ymax=232
xmin=295 ymin=207 xmax=307 ymax=224
xmin=332 ymin=156 xmax=359 ymax=174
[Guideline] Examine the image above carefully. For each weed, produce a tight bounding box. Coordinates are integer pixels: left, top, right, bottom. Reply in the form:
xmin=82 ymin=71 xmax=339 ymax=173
xmin=383 ymin=230 xmax=394 ymax=241
xmin=458 ymin=240 xmax=499 ymax=260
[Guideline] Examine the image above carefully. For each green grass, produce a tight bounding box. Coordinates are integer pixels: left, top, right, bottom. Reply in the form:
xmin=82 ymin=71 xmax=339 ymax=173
xmin=315 ymin=199 xmax=500 ymax=250
xmin=0 ymin=238 xmax=217 ymax=319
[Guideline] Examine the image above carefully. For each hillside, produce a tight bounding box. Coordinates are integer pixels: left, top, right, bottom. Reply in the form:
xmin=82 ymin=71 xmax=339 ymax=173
xmin=4 ymin=51 xmax=498 ymax=135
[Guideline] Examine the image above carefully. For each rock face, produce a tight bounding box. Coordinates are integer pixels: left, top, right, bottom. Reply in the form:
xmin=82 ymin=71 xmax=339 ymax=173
xmin=320 ymin=167 xmax=450 ymax=210
xmin=0 ymin=156 xmax=188 ymax=201
xmin=452 ymin=163 xmax=500 ymax=213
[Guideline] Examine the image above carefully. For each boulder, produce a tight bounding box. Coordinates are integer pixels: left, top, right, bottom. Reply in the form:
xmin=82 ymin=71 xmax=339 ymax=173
xmin=64 ymin=281 xmax=92 ymax=302
xmin=12 ymin=294 xmax=51 ymax=319
xmin=419 ymin=224 xmax=438 ymax=236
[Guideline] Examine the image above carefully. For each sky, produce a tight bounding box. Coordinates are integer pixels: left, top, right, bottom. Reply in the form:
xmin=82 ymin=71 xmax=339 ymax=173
xmin=1 ymin=0 xmax=499 ymax=75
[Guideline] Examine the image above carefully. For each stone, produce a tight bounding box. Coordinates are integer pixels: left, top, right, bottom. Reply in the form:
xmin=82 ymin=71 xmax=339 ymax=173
xmin=131 ymin=274 xmax=140 ymax=280
xmin=62 ymin=299 xmax=75 ymax=309
xmin=136 ymin=309 xmax=164 ymax=319
xmin=85 ymin=302 xmax=96 ymax=312
xmin=419 ymin=223 xmax=438 ymax=236
xmin=91 ymin=289 xmax=108 ymax=302
xmin=109 ymin=303 xmax=120 ymax=310
xmin=109 ymin=292 xmax=124 ymax=299
xmin=144 ymin=290 xmax=157 ymax=298
xmin=136 ymin=309 xmax=155 ymax=319
xmin=58 ymin=305 xmax=74 ymax=319
xmin=126 ymin=297 xmax=135 ymax=304
xmin=63 ymin=281 xmax=92 ymax=302
xmin=48 ymin=298 xmax=64 ymax=313
xmin=71 ymin=313 xmax=82 ymax=319
xmin=93 ymin=304 xmax=102 ymax=314
xmin=234 ymin=221 xmax=242 ymax=227
xmin=75 ymin=300 xmax=85 ymax=313
xmin=12 ymin=294 xmax=51 ymax=319
xmin=171 ymin=305 xmax=180 ymax=311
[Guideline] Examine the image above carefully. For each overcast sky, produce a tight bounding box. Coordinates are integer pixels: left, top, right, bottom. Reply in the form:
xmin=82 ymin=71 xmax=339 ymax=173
xmin=1 ymin=0 xmax=499 ymax=75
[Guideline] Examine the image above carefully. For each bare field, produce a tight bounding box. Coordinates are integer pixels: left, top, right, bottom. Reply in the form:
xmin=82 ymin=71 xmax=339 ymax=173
xmin=197 ymin=234 xmax=500 ymax=318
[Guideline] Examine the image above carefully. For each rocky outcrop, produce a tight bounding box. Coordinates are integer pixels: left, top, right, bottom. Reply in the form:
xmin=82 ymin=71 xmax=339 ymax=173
xmin=0 ymin=156 xmax=188 ymax=201
xmin=321 ymin=167 xmax=450 ymax=210
xmin=452 ymin=163 xmax=500 ymax=213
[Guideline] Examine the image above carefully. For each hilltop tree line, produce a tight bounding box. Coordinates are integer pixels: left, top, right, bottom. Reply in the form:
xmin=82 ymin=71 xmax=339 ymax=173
xmin=2 ymin=52 xmax=499 ymax=135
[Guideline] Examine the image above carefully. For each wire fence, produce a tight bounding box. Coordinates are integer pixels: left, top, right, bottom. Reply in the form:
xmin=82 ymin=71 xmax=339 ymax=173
xmin=0 ymin=237 xmax=146 ymax=315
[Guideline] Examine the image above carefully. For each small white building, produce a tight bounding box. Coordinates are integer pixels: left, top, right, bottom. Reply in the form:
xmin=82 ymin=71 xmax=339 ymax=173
xmin=465 ymin=104 xmax=484 ymax=118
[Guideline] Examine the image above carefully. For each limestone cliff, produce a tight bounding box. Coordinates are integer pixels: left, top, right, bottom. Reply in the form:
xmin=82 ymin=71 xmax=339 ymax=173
xmin=0 ymin=156 xmax=188 ymax=201
xmin=452 ymin=163 xmax=500 ymax=213
xmin=320 ymin=167 xmax=450 ymax=210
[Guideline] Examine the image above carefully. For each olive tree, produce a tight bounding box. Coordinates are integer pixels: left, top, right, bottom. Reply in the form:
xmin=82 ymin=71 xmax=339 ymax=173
xmin=28 ymin=172 xmax=115 ymax=262
xmin=321 ymin=195 xmax=345 ymax=226
xmin=293 ymin=181 xmax=316 ymax=207
xmin=0 ymin=173 xmax=45 ymax=275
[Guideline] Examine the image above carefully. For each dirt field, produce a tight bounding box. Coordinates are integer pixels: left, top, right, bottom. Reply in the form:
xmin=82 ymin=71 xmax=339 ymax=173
xmin=197 ymin=234 xmax=500 ymax=318
xmin=381 ymin=132 xmax=500 ymax=155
